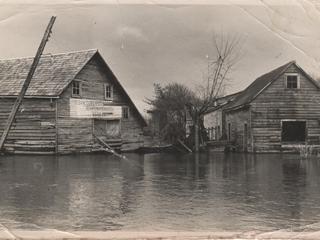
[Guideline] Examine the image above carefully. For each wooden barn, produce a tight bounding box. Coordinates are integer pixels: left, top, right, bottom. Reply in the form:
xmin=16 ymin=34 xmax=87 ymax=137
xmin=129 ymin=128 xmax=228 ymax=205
xmin=205 ymin=61 xmax=320 ymax=153
xmin=0 ymin=49 xmax=147 ymax=154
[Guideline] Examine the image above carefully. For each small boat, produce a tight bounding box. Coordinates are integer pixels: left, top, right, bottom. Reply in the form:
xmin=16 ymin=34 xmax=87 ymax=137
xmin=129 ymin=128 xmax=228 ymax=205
xmin=135 ymin=144 xmax=175 ymax=153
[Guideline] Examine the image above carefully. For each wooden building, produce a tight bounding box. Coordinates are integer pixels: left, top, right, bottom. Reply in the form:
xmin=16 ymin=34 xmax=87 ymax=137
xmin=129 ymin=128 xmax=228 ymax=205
xmin=0 ymin=49 xmax=147 ymax=154
xmin=203 ymin=92 xmax=241 ymax=141
xmin=204 ymin=61 xmax=320 ymax=153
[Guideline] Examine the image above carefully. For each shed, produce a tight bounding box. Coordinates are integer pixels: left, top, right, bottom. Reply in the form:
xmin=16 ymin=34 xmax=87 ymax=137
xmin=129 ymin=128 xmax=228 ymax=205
xmin=222 ymin=61 xmax=320 ymax=152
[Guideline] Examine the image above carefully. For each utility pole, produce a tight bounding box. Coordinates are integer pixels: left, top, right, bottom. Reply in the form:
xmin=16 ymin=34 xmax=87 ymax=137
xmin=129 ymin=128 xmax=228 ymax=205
xmin=0 ymin=16 xmax=56 ymax=151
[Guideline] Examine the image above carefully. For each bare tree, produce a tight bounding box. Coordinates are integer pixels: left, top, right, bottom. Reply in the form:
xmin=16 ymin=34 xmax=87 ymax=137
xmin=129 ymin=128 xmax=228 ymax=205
xmin=186 ymin=33 xmax=243 ymax=152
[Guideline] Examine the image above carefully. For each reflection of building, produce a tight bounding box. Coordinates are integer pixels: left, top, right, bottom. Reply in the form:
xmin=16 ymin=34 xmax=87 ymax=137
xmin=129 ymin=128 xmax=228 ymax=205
xmin=204 ymin=61 xmax=320 ymax=152
xmin=0 ymin=50 xmax=147 ymax=153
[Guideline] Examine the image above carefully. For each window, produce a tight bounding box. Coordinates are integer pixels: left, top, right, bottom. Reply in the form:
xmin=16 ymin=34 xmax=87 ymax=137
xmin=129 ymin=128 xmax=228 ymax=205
xmin=122 ymin=107 xmax=129 ymax=119
xmin=281 ymin=121 xmax=306 ymax=142
xmin=286 ymin=75 xmax=299 ymax=89
xmin=105 ymin=84 xmax=113 ymax=100
xmin=72 ymin=81 xmax=81 ymax=97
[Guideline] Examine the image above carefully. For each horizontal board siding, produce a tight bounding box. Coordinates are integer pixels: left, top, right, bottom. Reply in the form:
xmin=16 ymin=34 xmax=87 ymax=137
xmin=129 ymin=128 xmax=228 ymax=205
xmin=225 ymin=109 xmax=250 ymax=151
xmin=75 ymin=59 xmax=126 ymax=104
xmin=251 ymin=65 xmax=320 ymax=152
xmin=225 ymin=65 xmax=320 ymax=153
xmin=57 ymin=118 xmax=94 ymax=153
xmin=57 ymin=56 xmax=144 ymax=153
xmin=0 ymin=98 xmax=56 ymax=153
xmin=121 ymin=114 xmax=144 ymax=151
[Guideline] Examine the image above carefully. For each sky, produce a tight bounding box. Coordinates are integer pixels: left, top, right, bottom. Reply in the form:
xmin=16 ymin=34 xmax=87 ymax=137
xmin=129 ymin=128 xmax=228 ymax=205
xmin=1 ymin=0 xmax=320 ymax=115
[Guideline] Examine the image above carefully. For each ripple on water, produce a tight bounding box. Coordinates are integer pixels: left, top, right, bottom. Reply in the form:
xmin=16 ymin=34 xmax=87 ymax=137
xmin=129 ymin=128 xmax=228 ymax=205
xmin=0 ymin=153 xmax=319 ymax=231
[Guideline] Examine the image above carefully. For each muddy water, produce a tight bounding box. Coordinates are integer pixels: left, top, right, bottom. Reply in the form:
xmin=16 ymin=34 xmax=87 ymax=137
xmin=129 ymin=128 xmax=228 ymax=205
xmin=0 ymin=152 xmax=320 ymax=231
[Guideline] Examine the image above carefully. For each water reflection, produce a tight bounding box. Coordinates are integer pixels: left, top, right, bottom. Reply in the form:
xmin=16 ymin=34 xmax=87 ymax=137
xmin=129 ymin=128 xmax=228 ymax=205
xmin=0 ymin=152 xmax=320 ymax=231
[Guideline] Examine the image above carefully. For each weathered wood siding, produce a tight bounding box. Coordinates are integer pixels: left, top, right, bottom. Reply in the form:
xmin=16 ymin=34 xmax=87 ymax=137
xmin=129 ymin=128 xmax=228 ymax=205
xmin=225 ymin=108 xmax=251 ymax=151
xmin=0 ymin=98 xmax=56 ymax=153
xmin=57 ymin=55 xmax=144 ymax=153
xmin=249 ymin=64 xmax=320 ymax=152
xmin=56 ymin=84 xmax=94 ymax=153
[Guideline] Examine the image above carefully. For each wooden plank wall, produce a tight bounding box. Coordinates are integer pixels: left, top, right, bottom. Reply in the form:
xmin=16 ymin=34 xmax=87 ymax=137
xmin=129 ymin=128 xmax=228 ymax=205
xmin=225 ymin=108 xmax=250 ymax=151
xmin=227 ymin=64 xmax=320 ymax=153
xmin=121 ymin=114 xmax=144 ymax=151
xmin=250 ymin=65 xmax=320 ymax=152
xmin=56 ymin=85 xmax=94 ymax=153
xmin=0 ymin=98 xmax=56 ymax=153
xmin=57 ymin=56 xmax=144 ymax=153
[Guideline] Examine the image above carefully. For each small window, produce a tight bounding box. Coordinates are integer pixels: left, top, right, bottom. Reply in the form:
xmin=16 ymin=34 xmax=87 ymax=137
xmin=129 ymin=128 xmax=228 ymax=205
xmin=72 ymin=81 xmax=81 ymax=97
xmin=105 ymin=84 xmax=113 ymax=100
xmin=122 ymin=107 xmax=129 ymax=119
xmin=286 ymin=75 xmax=299 ymax=89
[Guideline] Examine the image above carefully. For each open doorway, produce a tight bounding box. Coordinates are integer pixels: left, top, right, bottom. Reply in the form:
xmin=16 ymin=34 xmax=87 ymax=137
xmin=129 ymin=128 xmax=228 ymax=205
xmin=281 ymin=120 xmax=306 ymax=143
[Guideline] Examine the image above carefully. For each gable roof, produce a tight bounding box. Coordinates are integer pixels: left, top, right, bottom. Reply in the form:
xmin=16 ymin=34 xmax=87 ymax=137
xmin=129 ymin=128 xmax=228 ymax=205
xmin=225 ymin=61 xmax=320 ymax=111
xmin=93 ymin=52 xmax=148 ymax=127
xmin=0 ymin=49 xmax=147 ymax=126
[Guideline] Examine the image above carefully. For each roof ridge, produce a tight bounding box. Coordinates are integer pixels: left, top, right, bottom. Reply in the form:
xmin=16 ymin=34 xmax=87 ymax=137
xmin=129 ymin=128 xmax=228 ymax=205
xmin=224 ymin=60 xmax=296 ymax=111
xmin=248 ymin=60 xmax=295 ymax=87
xmin=233 ymin=60 xmax=295 ymax=96
xmin=0 ymin=49 xmax=98 ymax=61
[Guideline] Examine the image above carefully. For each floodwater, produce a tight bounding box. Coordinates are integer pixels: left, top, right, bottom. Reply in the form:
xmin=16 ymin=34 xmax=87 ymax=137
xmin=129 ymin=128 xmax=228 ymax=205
xmin=0 ymin=152 xmax=320 ymax=232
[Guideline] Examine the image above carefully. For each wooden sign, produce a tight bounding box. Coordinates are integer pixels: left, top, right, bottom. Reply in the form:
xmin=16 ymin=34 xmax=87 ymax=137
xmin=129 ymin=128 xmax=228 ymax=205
xmin=70 ymin=98 xmax=122 ymax=119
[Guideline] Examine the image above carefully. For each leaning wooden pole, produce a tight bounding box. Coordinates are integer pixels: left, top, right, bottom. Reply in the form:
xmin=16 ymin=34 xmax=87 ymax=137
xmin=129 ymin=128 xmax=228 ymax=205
xmin=93 ymin=134 xmax=126 ymax=160
xmin=0 ymin=16 xmax=56 ymax=152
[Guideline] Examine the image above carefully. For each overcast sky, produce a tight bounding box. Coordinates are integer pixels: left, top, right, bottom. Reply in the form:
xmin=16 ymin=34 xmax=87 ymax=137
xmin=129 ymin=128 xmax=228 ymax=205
xmin=1 ymin=0 xmax=320 ymax=114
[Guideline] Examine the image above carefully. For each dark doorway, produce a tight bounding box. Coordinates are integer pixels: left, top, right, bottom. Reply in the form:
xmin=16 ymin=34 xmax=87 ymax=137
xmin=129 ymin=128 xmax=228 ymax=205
xmin=228 ymin=123 xmax=231 ymax=141
xmin=281 ymin=121 xmax=306 ymax=142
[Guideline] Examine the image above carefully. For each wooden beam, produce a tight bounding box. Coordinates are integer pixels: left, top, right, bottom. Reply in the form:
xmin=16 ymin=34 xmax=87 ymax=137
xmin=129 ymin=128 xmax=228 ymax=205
xmin=93 ymin=134 xmax=126 ymax=159
xmin=177 ymin=139 xmax=192 ymax=153
xmin=0 ymin=16 xmax=56 ymax=151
